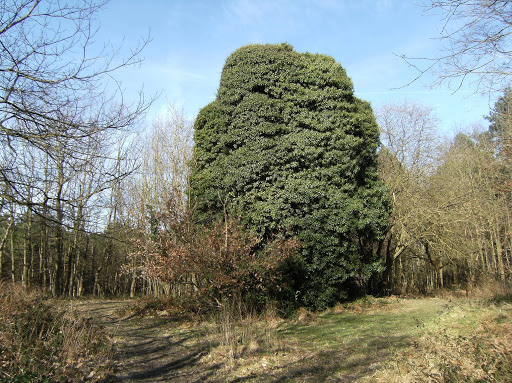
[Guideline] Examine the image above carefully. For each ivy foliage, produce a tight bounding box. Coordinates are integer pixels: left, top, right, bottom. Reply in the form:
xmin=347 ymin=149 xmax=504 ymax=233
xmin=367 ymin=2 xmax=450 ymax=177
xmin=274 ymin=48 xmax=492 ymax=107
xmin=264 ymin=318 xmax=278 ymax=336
xmin=190 ymin=43 xmax=390 ymax=309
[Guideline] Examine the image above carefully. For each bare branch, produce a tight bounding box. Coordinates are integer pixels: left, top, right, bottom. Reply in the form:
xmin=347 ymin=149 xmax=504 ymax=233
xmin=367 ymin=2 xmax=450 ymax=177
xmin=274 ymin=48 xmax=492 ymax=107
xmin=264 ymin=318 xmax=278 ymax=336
xmin=0 ymin=0 xmax=153 ymax=231
xmin=402 ymin=0 xmax=512 ymax=94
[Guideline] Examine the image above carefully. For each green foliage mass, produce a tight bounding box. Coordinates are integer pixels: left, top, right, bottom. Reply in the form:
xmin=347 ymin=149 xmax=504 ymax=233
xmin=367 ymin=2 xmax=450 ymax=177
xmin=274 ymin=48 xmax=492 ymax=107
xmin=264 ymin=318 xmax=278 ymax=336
xmin=487 ymin=87 xmax=512 ymax=137
xmin=190 ymin=43 xmax=390 ymax=309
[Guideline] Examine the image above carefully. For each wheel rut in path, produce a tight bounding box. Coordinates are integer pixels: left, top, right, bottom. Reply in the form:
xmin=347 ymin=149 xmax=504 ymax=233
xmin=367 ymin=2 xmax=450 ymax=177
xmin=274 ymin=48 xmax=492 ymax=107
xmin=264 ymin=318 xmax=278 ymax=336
xmin=71 ymin=300 xmax=219 ymax=382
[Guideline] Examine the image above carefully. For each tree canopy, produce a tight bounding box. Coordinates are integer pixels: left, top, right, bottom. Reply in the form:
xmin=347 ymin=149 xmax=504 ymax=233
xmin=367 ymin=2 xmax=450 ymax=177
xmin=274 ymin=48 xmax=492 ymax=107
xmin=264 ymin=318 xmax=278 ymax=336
xmin=0 ymin=0 xmax=149 ymax=215
xmin=190 ymin=43 xmax=390 ymax=309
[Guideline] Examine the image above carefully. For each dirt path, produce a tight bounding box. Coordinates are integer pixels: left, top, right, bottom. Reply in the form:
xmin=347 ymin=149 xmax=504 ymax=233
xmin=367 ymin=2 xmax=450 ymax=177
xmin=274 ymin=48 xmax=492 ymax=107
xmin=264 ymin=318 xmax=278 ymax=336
xmin=69 ymin=300 xmax=219 ymax=382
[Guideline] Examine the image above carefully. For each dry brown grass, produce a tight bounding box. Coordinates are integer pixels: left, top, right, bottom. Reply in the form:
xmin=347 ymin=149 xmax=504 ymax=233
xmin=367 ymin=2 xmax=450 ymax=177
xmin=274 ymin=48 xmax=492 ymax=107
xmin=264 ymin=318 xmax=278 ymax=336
xmin=367 ymin=300 xmax=512 ymax=382
xmin=0 ymin=283 xmax=114 ymax=382
xmin=201 ymin=300 xmax=288 ymax=369
xmin=195 ymin=293 xmax=512 ymax=382
xmin=332 ymin=295 xmax=402 ymax=314
xmin=117 ymin=295 xmax=171 ymax=317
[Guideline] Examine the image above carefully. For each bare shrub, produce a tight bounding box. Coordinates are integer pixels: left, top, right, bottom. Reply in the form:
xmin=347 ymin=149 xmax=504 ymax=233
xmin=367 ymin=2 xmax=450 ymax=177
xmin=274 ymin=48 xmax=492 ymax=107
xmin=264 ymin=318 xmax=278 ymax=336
xmin=138 ymin=213 xmax=302 ymax=314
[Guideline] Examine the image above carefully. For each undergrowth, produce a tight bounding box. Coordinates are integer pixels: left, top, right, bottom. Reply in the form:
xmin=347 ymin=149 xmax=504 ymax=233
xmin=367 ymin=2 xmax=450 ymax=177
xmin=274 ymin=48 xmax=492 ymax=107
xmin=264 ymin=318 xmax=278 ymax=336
xmin=386 ymin=314 xmax=512 ymax=382
xmin=117 ymin=295 xmax=198 ymax=320
xmin=0 ymin=283 xmax=114 ymax=382
xmin=373 ymin=291 xmax=512 ymax=383
xmin=122 ymin=295 xmax=287 ymax=364
xmin=203 ymin=300 xmax=286 ymax=364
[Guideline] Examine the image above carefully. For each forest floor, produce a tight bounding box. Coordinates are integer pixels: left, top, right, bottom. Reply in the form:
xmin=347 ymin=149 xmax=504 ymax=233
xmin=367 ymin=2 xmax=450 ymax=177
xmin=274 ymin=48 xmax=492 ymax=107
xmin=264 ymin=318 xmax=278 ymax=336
xmin=70 ymin=299 xmax=213 ymax=382
xmin=68 ymin=295 xmax=512 ymax=382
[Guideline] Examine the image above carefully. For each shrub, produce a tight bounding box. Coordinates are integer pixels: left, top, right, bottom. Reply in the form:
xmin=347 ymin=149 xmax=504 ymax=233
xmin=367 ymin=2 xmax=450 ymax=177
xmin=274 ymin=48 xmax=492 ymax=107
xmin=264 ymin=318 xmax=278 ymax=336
xmin=141 ymin=214 xmax=302 ymax=314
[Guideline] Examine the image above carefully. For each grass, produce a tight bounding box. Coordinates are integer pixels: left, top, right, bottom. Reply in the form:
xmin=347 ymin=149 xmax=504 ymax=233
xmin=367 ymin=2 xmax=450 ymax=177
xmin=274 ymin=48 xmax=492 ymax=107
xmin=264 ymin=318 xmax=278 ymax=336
xmin=0 ymin=283 xmax=114 ymax=382
xmin=2 ymin=287 xmax=511 ymax=382
xmin=188 ymin=295 xmax=512 ymax=382
xmin=376 ymin=299 xmax=512 ymax=383
xmin=284 ymin=298 xmax=436 ymax=347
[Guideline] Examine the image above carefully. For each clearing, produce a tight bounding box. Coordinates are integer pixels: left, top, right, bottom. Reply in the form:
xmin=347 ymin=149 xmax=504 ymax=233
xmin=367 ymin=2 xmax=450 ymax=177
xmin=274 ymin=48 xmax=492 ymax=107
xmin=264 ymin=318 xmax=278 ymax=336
xmin=69 ymin=296 xmax=511 ymax=382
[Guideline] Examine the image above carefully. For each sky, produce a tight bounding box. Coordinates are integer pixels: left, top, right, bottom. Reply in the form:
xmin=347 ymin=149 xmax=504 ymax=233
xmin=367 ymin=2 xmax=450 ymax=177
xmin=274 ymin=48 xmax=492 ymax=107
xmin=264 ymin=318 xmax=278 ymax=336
xmin=96 ymin=0 xmax=496 ymax=136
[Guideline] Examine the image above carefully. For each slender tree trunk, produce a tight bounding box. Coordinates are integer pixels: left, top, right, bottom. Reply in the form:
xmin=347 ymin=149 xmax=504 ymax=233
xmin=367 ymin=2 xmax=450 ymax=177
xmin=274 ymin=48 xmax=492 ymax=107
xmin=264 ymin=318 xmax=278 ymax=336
xmin=10 ymin=242 xmax=15 ymax=282
xmin=10 ymin=214 xmax=15 ymax=283
xmin=68 ymin=216 xmax=82 ymax=297
xmin=130 ymin=258 xmax=137 ymax=298
xmin=76 ymin=234 xmax=88 ymax=297
xmin=438 ymin=266 xmax=444 ymax=289
xmin=93 ymin=269 xmax=101 ymax=297
xmin=54 ymin=159 xmax=65 ymax=296
xmin=493 ymin=216 xmax=505 ymax=281
xmin=22 ymin=207 xmax=33 ymax=290
xmin=39 ymin=238 xmax=45 ymax=289
xmin=0 ymin=220 xmax=13 ymax=279
xmin=55 ymin=207 xmax=64 ymax=295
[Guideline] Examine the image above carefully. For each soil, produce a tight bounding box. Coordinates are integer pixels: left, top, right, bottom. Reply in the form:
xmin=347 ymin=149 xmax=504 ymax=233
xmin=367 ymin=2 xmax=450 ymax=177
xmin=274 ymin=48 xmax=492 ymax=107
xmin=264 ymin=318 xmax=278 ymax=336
xmin=69 ymin=300 xmax=219 ymax=382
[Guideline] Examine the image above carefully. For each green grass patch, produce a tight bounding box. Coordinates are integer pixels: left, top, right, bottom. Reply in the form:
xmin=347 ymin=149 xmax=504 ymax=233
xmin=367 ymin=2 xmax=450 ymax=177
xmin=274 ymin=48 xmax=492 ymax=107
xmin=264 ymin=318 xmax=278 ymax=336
xmin=197 ymin=297 xmax=512 ymax=382
xmin=281 ymin=298 xmax=444 ymax=349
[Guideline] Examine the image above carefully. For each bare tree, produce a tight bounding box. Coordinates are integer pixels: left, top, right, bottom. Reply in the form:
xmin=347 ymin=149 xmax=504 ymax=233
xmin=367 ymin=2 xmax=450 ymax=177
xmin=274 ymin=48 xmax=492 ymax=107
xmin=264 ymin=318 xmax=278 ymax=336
xmin=432 ymin=132 xmax=511 ymax=285
xmin=377 ymin=101 xmax=442 ymax=292
xmin=379 ymin=101 xmax=512 ymax=292
xmin=0 ymin=0 xmax=150 ymax=211
xmin=0 ymin=1 xmax=153 ymax=294
xmin=379 ymin=101 xmax=440 ymax=176
xmin=402 ymin=1 xmax=512 ymax=93
xmin=120 ymin=103 xmax=194 ymax=297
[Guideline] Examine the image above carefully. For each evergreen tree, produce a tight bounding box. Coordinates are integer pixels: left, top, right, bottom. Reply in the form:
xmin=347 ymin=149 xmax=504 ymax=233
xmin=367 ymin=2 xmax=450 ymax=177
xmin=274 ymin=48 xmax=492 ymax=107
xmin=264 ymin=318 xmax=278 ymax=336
xmin=488 ymin=88 xmax=512 ymax=154
xmin=190 ymin=43 xmax=390 ymax=309
xmin=485 ymin=88 xmax=512 ymax=190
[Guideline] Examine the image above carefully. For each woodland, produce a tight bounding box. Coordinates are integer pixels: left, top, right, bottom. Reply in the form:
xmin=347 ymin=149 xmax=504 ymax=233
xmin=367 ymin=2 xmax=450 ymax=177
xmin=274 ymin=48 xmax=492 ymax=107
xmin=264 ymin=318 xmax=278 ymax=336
xmin=2 ymin=1 xmax=512 ymax=381
xmin=1 ymin=0 xmax=511 ymax=310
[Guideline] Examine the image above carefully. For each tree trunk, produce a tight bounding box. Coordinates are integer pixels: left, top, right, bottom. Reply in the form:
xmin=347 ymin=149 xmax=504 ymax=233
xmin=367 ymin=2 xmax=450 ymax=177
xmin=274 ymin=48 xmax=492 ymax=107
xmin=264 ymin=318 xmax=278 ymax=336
xmin=54 ymin=159 xmax=65 ymax=296
xmin=493 ymin=220 xmax=505 ymax=281
xmin=130 ymin=260 xmax=137 ymax=298
xmin=55 ymin=207 xmax=64 ymax=295
xmin=22 ymin=207 xmax=33 ymax=290
xmin=437 ymin=266 xmax=444 ymax=289
xmin=68 ymin=214 xmax=82 ymax=297
xmin=10 ymin=219 xmax=15 ymax=283
xmin=0 ymin=220 xmax=13 ymax=279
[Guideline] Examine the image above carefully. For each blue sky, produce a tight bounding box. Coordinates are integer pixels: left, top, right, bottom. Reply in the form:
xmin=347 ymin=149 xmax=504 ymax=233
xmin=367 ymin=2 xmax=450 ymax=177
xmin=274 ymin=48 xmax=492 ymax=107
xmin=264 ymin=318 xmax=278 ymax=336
xmin=97 ymin=0 xmax=495 ymax=135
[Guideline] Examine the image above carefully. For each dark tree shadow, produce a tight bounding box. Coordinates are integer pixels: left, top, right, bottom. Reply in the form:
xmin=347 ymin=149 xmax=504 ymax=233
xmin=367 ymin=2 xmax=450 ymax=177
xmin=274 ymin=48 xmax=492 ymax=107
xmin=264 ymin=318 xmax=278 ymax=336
xmin=224 ymin=335 xmax=412 ymax=383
